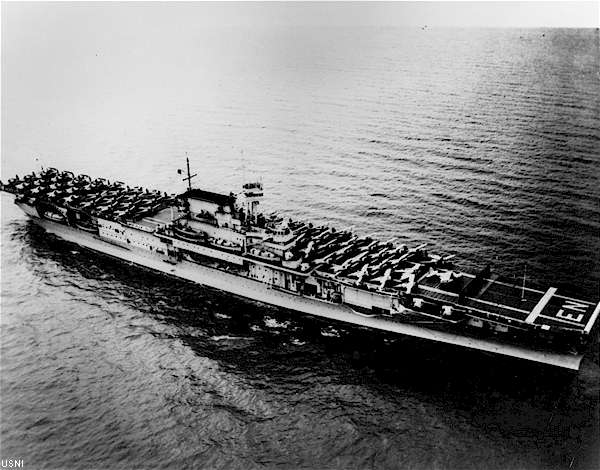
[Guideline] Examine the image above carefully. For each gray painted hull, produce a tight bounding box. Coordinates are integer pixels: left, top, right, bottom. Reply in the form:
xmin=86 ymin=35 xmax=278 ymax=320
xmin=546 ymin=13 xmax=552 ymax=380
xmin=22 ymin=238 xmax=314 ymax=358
xmin=22 ymin=211 xmax=583 ymax=370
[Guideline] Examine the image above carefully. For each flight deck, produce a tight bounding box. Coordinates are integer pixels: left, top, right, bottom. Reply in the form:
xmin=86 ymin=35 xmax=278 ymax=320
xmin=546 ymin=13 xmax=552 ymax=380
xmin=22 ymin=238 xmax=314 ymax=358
xmin=418 ymin=273 xmax=599 ymax=334
xmin=2 ymin=167 xmax=598 ymax=369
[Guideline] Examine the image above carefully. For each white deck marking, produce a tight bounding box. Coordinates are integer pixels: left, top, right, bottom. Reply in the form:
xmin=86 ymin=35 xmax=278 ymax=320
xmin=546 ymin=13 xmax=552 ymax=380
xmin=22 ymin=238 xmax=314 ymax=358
xmin=539 ymin=314 xmax=585 ymax=327
xmin=554 ymin=295 xmax=594 ymax=305
xmin=465 ymin=305 xmax=517 ymax=319
xmin=459 ymin=274 xmax=593 ymax=305
xmin=476 ymin=277 xmax=496 ymax=297
xmin=419 ymin=285 xmax=459 ymax=297
xmin=584 ymin=302 xmax=600 ymax=334
xmin=418 ymin=292 xmax=527 ymax=323
xmin=419 ymin=285 xmax=529 ymax=315
xmin=525 ymin=287 xmax=557 ymax=324
xmin=470 ymin=296 xmax=530 ymax=314
xmin=459 ymin=273 xmax=593 ymax=308
xmin=459 ymin=273 xmax=545 ymax=294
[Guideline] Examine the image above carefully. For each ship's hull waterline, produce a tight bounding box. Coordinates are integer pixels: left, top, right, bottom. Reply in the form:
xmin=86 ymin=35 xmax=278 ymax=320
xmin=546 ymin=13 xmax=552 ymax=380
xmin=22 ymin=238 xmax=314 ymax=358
xmin=4 ymin=164 xmax=597 ymax=370
xmin=26 ymin=211 xmax=583 ymax=370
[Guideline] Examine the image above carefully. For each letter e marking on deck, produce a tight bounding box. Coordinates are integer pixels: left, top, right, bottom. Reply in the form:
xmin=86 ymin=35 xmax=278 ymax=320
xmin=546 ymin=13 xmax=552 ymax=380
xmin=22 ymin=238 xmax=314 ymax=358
xmin=556 ymin=300 xmax=588 ymax=323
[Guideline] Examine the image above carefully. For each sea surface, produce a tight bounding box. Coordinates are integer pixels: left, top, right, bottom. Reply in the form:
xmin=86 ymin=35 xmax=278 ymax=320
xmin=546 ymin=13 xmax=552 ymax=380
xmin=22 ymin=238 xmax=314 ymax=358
xmin=1 ymin=18 xmax=599 ymax=470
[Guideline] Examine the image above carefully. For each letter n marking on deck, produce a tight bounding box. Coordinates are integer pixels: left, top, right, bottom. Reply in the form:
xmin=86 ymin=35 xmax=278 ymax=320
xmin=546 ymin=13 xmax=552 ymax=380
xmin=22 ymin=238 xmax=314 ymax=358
xmin=525 ymin=287 xmax=557 ymax=324
xmin=561 ymin=300 xmax=588 ymax=313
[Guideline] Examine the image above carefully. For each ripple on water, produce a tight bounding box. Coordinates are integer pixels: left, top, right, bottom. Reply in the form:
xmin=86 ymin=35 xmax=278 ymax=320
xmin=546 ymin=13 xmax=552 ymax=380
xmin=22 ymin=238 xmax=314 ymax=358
xmin=1 ymin=26 xmax=599 ymax=470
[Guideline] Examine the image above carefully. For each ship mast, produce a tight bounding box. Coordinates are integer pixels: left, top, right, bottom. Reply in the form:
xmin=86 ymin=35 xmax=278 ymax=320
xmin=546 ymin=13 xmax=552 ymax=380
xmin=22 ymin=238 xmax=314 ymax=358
xmin=182 ymin=155 xmax=197 ymax=191
xmin=177 ymin=155 xmax=198 ymax=220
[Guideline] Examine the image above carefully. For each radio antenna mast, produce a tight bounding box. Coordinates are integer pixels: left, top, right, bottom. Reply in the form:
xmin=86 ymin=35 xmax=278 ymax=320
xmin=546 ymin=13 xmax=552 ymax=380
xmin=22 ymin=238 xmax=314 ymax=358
xmin=521 ymin=263 xmax=527 ymax=301
xmin=241 ymin=148 xmax=246 ymax=186
xmin=182 ymin=154 xmax=197 ymax=191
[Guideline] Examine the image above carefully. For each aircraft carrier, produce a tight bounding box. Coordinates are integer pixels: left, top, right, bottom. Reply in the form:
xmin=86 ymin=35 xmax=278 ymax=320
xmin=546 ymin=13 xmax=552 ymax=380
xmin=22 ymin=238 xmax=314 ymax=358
xmin=1 ymin=164 xmax=598 ymax=370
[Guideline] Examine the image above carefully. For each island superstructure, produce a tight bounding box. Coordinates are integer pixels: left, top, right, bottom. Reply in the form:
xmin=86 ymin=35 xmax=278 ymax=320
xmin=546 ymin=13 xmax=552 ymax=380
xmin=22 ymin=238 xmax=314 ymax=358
xmin=1 ymin=165 xmax=598 ymax=370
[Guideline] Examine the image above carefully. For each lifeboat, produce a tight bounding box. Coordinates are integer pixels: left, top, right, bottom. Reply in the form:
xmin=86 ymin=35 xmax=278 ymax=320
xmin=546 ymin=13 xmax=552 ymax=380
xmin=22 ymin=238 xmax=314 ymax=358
xmin=172 ymin=225 xmax=207 ymax=243
xmin=248 ymin=247 xmax=280 ymax=262
xmin=42 ymin=208 xmax=67 ymax=223
xmin=208 ymin=237 xmax=243 ymax=253
xmin=74 ymin=220 xmax=97 ymax=232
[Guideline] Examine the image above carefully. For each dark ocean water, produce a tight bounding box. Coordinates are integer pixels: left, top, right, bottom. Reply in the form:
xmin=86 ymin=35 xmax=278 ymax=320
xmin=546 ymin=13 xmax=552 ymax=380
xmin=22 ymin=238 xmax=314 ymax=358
xmin=1 ymin=23 xmax=599 ymax=469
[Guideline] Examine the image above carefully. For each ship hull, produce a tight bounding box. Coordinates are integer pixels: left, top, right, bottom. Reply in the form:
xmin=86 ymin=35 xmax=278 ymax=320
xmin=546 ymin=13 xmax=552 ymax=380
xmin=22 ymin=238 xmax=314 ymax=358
xmin=24 ymin=212 xmax=583 ymax=370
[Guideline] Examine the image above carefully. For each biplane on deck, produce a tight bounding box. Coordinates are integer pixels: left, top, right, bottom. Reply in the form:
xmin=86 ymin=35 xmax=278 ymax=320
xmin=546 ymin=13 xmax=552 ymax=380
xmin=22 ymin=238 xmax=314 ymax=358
xmin=417 ymin=270 xmax=599 ymax=334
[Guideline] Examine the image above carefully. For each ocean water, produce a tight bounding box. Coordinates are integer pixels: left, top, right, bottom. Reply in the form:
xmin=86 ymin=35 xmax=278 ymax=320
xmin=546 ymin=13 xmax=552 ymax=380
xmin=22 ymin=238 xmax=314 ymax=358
xmin=2 ymin=17 xmax=599 ymax=470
